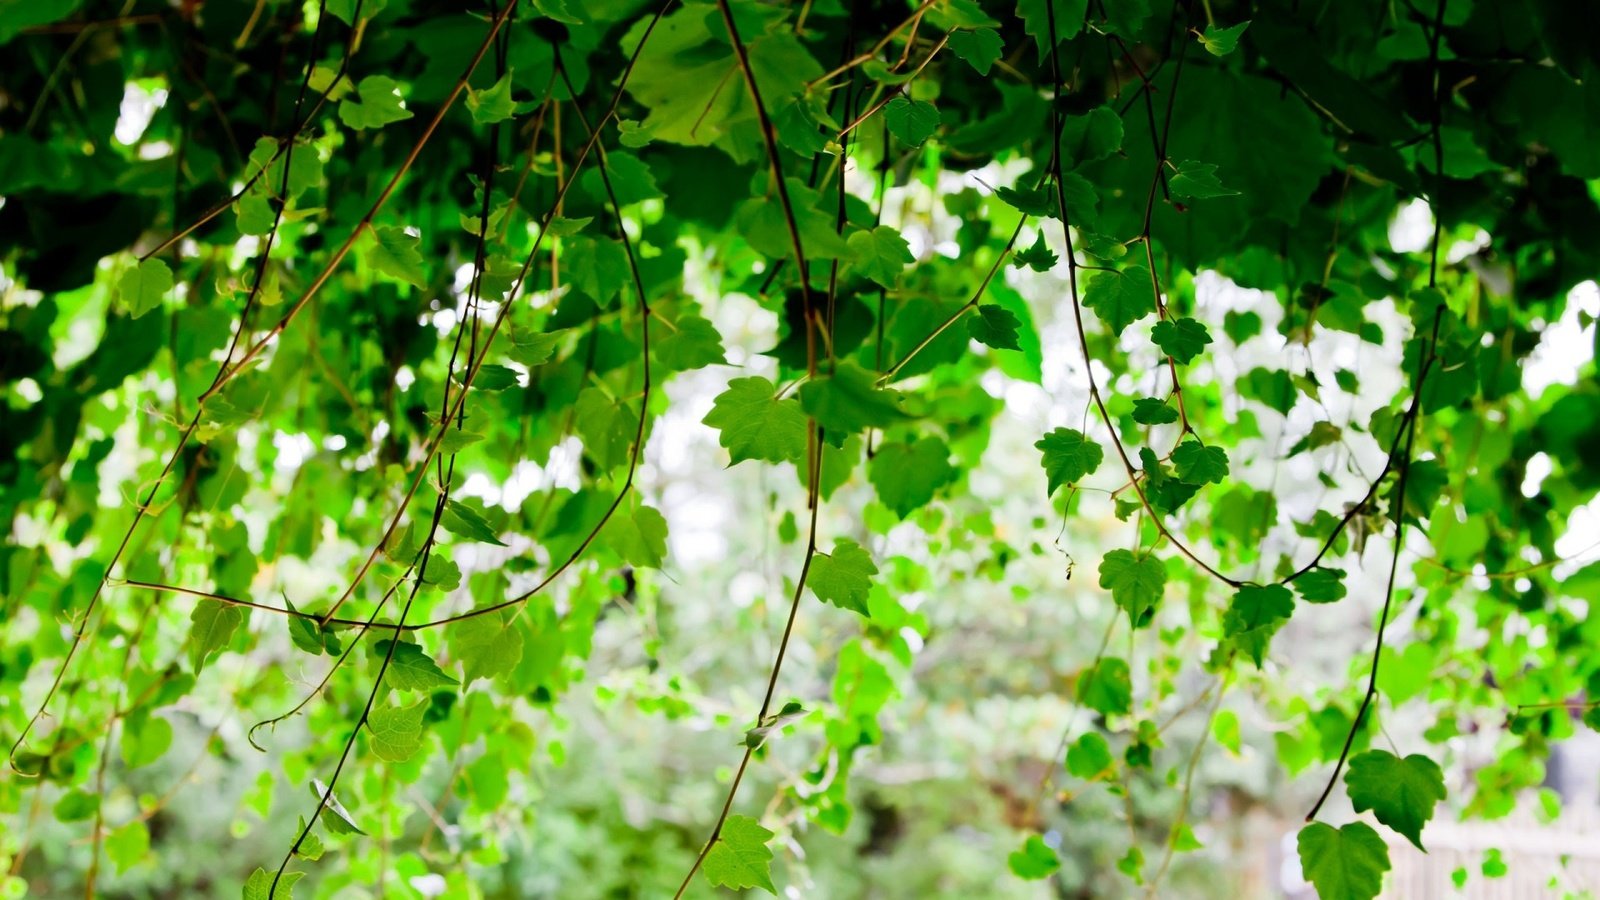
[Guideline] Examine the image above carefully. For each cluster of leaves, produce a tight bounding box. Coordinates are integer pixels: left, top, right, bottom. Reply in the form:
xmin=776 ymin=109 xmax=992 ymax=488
xmin=2 ymin=0 xmax=1599 ymax=898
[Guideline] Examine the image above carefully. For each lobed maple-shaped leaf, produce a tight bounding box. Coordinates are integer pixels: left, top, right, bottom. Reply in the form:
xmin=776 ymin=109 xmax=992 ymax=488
xmin=947 ymin=27 xmax=1004 ymax=75
xmin=366 ymin=699 xmax=427 ymax=762
xmin=1344 ymin=750 xmax=1446 ymax=850
xmin=1172 ymin=440 xmax=1229 ymax=485
xmin=1297 ymin=822 xmax=1390 ymax=900
xmin=1222 ymin=584 xmax=1294 ymax=667
xmin=1132 ymin=397 xmax=1179 ymax=425
xmin=364 ymin=225 xmax=427 ymax=288
xmin=702 ymin=815 xmax=777 ymax=894
xmin=1151 ymin=316 xmax=1214 ymax=364
xmin=1293 ymin=567 xmax=1348 ymax=604
xmin=868 ymin=437 xmax=956 ymax=518
xmin=117 ymin=258 xmax=173 ymax=319
xmin=884 ymin=96 xmax=939 ymax=146
xmin=1059 ymin=106 xmax=1123 ymax=167
xmin=847 ymin=225 xmax=914 ymax=287
xmin=1097 ymin=550 xmax=1166 ymax=623
xmin=703 ymin=377 xmax=809 ymax=466
xmin=372 ymin=640 xmax=457 ymax=691
xmin=798 ymin=360 xmax=909 ymax=442
xmin=448 ymin=610 xmax=525 ymax=683
xmin=1036 ymin=427 xmax=1104 ymax=495
xmin=1083 ymin=265 xmax=1155 ymax=335
xmin=243 ymin=868 xmax=304 ymax=900
xmin=338 ymin=75 xmax=413 ymax=130
xmin=968 ymin=303 xmax=1023 ymax=350
xmin=807 ymin=539 xmax=878 ymax=616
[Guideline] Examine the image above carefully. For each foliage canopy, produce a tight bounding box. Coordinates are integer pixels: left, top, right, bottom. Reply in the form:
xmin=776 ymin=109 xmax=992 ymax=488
xmin=2 ymin=0 xmax=1600 ymax=898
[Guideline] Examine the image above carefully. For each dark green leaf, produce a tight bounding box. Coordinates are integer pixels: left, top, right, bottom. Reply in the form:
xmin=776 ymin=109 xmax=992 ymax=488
xmin=808 ymin=539 xmax=878 ymax=616
xmin=1036 ymin=428 xmax=1104 ymax=495
xmin=967 ymin=304 xmax=1022 ymax=350
xmin=1345 ymin=750 xmax=1446 ymax=850
xmin=1297 ymin=822 xmax=1390 ymax=900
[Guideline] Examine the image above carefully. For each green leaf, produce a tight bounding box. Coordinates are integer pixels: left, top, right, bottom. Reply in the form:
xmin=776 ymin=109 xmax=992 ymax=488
xmin=808 ymin=539 xmax=878 ymax=616
xmin=421 ymin=552 xmax=462 ymax=591
xmin=1097 ymin=550 xmax=1166 ymax=622
xmin=1150 ymin=317 xmax=1213 ymax=364
xmin=1036 ymin=427 xmax=1104 ymax=495
xmin=366 ymin=699 xmax=428 ymax=762
xmin=1059 ymin=106 xmax=1123 ymax=167
xmin=1222 ymin=584 xmax=1294 ymax=667
xmin=310 ymin=779 xmax=366 ymax=835
xmin=1076 ymin=656 xmax=1132 ymax=715
xmin=1239 ymin=367 xmax=1299 ymax=414
xmin=327 ymin=0 xmax=387 ymax=24
xmin=1016 ymin=0 xmax=1088 ymax=59
xmin=1171 ymin=440 xmax=1229 ymax=485
xmin=868 ymin=437 xmax=956 ymax=517
xmin=967 ymin=304 xmax=1022 ymax=350
xmin=120 ymin=714 xmax=173 ymax=769
xmin=285 ymin=598 xmax=325 ymax=656
xmin=947 ymin=28 xmax=1004 ymax=75
xmin=1082 ymin=265 xmax=1155 ymax=335
xmin=600 ymin=502 xmax=669 ymax=568
xmin=293 ymin=817 xmax=324 ymax=860
xmin=1198 ymin=21 xmax=1251 ymax=56
xmin=508 ymin=325 xmax=566 ymax=367
xmin=702 ymin=815 xmax=776 ymax=895
xmin=884 ymin=96 xmax=939 ymax=146
xmin=544 ymin=215 xmax=593 ymax=237
xmin=1213 ymin=709 xmax=1242 ymax=755
xmin=734 ymin=179 xmax=852 ymax=260
xmin=364 ymin=225 xmax=427 ymax=288
xmin=1296 ymin=822 xmax=1391 ymax=900
xmin=374 ymin=640 xmax=458 ymax=692
xmin=1132 ymin=397 xmax=1179 ymax=425
xmin=1066 ymin=732 xmax=1115 ymax=780
xmin=1169 ymin=160 xmax=1240 ymax=200
xmin=1294 ymin=568 xmax=1348 ymax=604
xmin=457 ymin=363 xmax=520 ymax=391
xmin=995 ymin=183 xmax=1054 ymax=218
xmin=117 ymin=258 xmax=173 ymax=319
xmin=703 ymin=377 xmax=809 ymax=466
xmin=441 ymin=499 xmax=506 ymax=546
xmin=106 ymin=820 xmax=150 ymax=873
xmin=1345 ymin=750 xmax=1446 ymax=850
xmin=235 ymin=193 xmax=275 ymax=236
xmin=53 ymin=789 xmax=99 ymax=822
xmin=847 ymin=225 xmax=915 ymax=287
xmin=337 ymin=75 xmax=413 ymax=130
xmin=744 ymin=700 xmax=810 ymax=750
xmin=798 ymin=360 xmax=909 ymax=440
xmin=448 ymin=610 xmax=524 ymax=683
xmin=653 ymin=313 xmax=727 ymax=371
xmin=1012 ymin=233 xmax=1058 ymax=272
xmin=1008 ymin=834 xmax=1061 ymax=880
xmin=1376 ymin=643 xmax=1437 ymax=705
xmin=187 ymin=599 xmax=244 ymax=673
xmin=532 ymin=0 xmax=584 ymax=24
xmin=243 ymin=867 xmax=304 ymax=900
xmin=466 ymin=70 xmax=516 ymax=124
xmin=580 ymin=151 xmax=662 ymax=206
